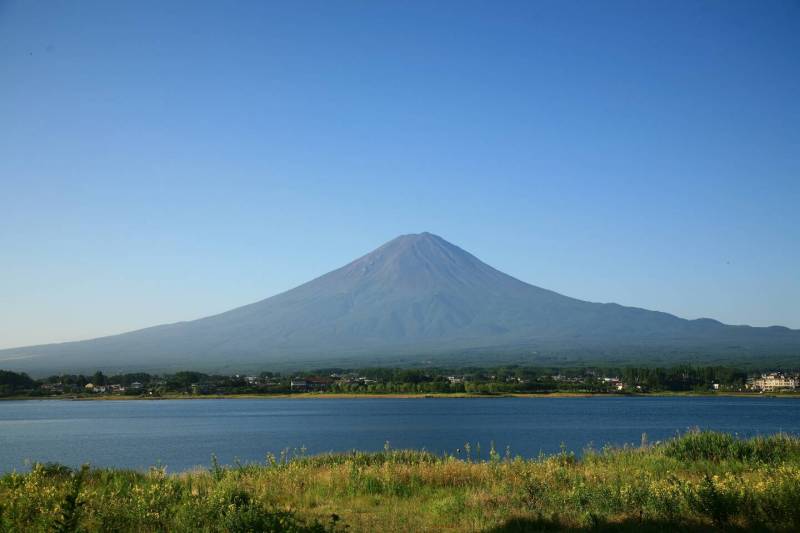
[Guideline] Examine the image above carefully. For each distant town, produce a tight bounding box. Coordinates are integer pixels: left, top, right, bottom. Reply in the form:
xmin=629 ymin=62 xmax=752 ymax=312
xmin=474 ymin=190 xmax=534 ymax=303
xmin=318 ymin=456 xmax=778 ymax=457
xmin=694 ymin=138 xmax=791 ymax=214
xmin=1 ymin=366 xmax=799 ymax=398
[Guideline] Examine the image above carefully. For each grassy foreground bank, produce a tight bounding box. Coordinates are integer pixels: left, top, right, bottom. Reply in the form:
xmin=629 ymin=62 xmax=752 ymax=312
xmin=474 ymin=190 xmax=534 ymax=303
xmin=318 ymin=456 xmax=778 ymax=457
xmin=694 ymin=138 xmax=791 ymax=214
xmin=2 ymin=432 xmax=800 ymax=532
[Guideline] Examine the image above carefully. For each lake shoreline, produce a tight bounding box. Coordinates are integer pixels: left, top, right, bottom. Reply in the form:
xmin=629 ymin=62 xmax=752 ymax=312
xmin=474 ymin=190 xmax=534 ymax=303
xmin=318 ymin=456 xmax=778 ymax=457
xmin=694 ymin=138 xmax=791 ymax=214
xmin=3 ymin=390 xmax=800 ymax=401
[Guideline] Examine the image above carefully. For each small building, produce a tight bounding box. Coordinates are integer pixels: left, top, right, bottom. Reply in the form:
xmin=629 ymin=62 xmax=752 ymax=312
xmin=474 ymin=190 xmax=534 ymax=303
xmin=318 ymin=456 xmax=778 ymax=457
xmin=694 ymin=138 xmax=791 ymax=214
xmin=748 ymin=373 xmax=798 ymax=392
xmin=291 ymin=377 xmax=333 ymax=391
xmin=308 ymin=376 xmax=335 ymax=390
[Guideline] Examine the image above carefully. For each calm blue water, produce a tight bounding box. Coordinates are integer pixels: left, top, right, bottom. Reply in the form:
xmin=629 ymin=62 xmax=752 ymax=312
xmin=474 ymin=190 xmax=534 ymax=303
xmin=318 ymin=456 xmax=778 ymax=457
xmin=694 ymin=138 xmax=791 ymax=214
xmin=1 ymin=397 xmax=798 ymax=472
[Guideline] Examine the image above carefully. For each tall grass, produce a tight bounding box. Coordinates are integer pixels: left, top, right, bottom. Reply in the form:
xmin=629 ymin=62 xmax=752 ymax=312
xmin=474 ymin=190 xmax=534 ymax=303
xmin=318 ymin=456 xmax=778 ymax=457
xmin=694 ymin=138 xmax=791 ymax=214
xmin=662 ymin=429 xmax=800 ymax=463
xmin=1 ymin=432 xmax=799 ymax=532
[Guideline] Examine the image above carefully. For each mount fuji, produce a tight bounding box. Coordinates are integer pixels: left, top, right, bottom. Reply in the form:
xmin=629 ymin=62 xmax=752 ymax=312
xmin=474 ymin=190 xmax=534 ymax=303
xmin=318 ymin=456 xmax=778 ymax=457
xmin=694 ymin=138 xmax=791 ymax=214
xmin=2 ymin=233 xmax=799 ymax=374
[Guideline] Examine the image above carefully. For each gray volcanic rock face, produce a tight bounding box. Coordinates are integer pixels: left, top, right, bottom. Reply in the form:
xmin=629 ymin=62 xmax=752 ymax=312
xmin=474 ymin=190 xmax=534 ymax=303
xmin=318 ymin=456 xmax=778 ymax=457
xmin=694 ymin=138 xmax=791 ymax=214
xmin=2 ymin=232 xmax=799 ymax=374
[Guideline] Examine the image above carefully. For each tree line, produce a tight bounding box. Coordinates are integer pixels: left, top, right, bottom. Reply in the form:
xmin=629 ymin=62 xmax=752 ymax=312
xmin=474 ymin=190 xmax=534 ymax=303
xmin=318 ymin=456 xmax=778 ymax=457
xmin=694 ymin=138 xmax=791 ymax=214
xmin=1 ymin=364 xmax=796 ymax=397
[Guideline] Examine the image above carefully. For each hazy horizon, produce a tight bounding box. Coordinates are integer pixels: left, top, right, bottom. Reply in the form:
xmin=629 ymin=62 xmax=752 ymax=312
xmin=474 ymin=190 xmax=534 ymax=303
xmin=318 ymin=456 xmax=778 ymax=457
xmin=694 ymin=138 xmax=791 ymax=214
xmin=2 ymin=1 xmax=799 ymax=349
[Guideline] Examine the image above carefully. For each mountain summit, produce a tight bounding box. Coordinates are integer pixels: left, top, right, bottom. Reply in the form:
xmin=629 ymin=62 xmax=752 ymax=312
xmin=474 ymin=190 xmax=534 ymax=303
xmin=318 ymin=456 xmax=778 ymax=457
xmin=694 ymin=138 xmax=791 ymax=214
xmin=3 ymin=233 xmax=799 ymax=373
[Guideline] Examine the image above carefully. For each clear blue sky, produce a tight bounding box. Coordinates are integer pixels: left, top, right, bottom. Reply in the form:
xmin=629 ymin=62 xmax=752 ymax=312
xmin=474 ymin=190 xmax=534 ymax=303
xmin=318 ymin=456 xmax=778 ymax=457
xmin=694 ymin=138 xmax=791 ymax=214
xmin=1 ymin=0 xmax=798 ymax=348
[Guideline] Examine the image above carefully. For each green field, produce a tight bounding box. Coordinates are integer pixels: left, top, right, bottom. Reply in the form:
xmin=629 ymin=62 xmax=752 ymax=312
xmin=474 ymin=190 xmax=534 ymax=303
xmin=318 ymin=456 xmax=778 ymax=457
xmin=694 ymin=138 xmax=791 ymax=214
xmin=2 ymin=432 xmax=799 ymax=532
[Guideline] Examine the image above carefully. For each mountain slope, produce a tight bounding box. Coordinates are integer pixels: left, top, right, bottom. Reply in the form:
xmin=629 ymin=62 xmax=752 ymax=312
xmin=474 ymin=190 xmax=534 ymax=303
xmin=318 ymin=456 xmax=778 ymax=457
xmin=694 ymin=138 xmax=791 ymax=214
xmin=2 ymin=232 xmax=799 ymax=373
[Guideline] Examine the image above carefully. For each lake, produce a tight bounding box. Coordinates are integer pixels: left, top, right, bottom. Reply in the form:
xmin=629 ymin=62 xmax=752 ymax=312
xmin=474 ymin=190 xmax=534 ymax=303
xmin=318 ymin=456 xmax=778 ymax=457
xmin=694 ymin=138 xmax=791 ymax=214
xmin=1 ymin=396 xmax=798 ymax=472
